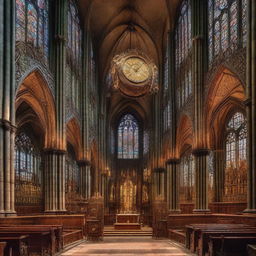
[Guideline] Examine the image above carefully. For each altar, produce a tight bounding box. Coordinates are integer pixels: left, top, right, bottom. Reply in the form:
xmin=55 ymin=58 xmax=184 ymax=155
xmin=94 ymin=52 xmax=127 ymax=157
xmin=114 ymin=213 xmax=141 ymax=230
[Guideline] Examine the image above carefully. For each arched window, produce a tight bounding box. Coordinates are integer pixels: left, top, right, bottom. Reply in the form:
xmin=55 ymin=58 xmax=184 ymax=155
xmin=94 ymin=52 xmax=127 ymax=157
xmin=67 ymin=0 xmax=82 ymax=65
xmin=224 ymin=112 xmax=247 ymax=202
xmin=179 ymin=150 xmax=195 ymax=204
xmin=118 ymin=114 xmax=139 ymax=159
xmin=16 ymin=0 xmax=49 ymax=56
xmin=175 ymin=0 xmax=192 ymax=109
xmin=208 ymin=0 xmax=247 ymax=65
xmin=15 ymin=132 xmax=42 ymax=209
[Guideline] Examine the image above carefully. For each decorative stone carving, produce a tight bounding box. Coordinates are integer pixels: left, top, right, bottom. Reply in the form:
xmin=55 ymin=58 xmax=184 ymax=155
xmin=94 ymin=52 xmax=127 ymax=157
xmin=15 ymin=42 xmax=55 ymax=96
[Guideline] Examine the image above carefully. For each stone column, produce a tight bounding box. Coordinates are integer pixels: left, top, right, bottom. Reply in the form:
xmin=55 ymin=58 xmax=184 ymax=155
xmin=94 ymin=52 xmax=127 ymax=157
xmin=44 ymin=150 xmax=66 ymax=213
xmin=0 ymin=0 xmax=16 ymax=216
xmin=244 ymin=0 xmax=256 ymax=213
xmin=78 ymin=160 xmax=91 ymax=200
xmin=166 ymin=159 xmax=180 ymax=212
xmin=193 ymin=149 xmax=210 ymax=212
xmin=191 ymin=0 xmax=210 ymax=213
xmin=45 ymin=0 xmax=67 ymax=213
xmin=213 ymin=150 xmax=224 ymax=202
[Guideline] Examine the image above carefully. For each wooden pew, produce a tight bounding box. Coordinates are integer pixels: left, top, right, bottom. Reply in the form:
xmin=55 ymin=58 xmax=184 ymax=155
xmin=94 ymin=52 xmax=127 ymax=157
xmin=0 ymin=226 xmax=59 ymax=255
xmin=198 ymin=230 xmax=256 ymax=256
xmin=0 ymin=242 xmax=6 ymax=256
xmin=0 ymin=235 xmax=29 ymax=256
xmin=247 ymin=244 xmax=256 ymax=256
xmin=2 ymin=225 xmax=64 ymax=252
xmin=185 ymin=223 xmax=251 ymax=252
xmin=208 ymin=235 xmax=256 ymax=256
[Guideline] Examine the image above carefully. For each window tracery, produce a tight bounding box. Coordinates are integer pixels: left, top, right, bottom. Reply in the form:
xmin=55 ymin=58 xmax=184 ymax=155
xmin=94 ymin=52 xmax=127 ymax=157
xmin=118 ymin=114 xmax=139 ymax=159
xmin=16 ymin=0 xmax=49 ymax=56
xmin=175 ymin=0 xmax=192 ymax=109
xmin=15 ymin=132 xmax=42 ymax=207
xmin=224 ymin=112 xmax=247 ymax=202
xmin=67 ymin=0 xmax=82 ymax=67
xmin=208 ymin=0 xmax=247 ymax=65
xmin=179 ymin=150 xmax=195 ymax=204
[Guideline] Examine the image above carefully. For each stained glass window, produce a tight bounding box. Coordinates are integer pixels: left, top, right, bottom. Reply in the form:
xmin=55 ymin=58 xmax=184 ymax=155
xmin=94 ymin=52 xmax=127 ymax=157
xmin=179 ymin=150 xmax=195 ymax=203
xmin=118 ymin=114 xmax=139 ymax=159
xmin=164 ymin=101 xmax=171 ymax=132
xmin=224 ymin=112 xmax=247 ymax=202
xmin=16 ymin=0 xmax=49 ymax=56
xmin=67 ymin=0 xmax=82 ymax=65
xmin=208 ymin=0 xmax=247 ymax=66
xmin=175 ymin=0 xmax=192 ymax=109
xmin=15 ymin=132 xmax=42 ymax=207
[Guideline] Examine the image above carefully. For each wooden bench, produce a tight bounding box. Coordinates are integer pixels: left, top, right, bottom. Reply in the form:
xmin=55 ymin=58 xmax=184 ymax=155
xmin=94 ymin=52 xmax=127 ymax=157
xmin=198 ymin=230 xmax=256 ymax=256
xmin=0 ymin=226 xmax=59 ymax=255
xmin=185 ymin=223 xmax=251 ymax=252
xmin=209 ymin=235 xmax=256 ymax=256
xmin=0 ymin=235 xmax=29 ymax=256
xmin=168 ymin=229 xmax=186 ymax=244
xmin=63 ymin=229 xmax=83 ymax=246
xmin=248 ymin=244 xmax=256 ymax=256
xmin=0 ymin=242 xmax=6 ymax=256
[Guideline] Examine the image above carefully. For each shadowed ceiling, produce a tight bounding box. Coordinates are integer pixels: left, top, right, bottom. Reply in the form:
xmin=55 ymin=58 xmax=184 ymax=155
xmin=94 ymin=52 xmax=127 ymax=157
xmin=78 ymin=0 xmax=181 ymax=77
xmin=77 ymin=0 xmax=181 ymax=121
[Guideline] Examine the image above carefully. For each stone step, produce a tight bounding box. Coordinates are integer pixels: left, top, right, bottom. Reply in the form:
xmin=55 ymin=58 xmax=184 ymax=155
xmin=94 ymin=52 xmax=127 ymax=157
xmin=104 ymin=230 xmax=152 ymax=237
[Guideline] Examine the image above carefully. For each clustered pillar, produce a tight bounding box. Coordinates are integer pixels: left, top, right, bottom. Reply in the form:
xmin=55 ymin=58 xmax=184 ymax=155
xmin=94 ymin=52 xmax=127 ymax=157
xmin=44 ymin=150 xmax=66 ymax=213
xmin=244 ymin=0 xmax=256 ymax=213
xmin=191 ymin=0 xmax=210 ymax=213
xmin=44 ymin=0 xmax=67 ymax=213
xmin=166 ymin=159 xmax=180 ymax=213
xmin=79 ymin=161 xmax=91 ymax=200
xmin=0 ymin=0 xmax=16 ymax=216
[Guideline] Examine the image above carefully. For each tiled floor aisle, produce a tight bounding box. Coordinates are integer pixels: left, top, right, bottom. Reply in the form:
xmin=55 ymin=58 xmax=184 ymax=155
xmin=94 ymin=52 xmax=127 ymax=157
xmin=62 ymin=237 xmax=194 ymax=256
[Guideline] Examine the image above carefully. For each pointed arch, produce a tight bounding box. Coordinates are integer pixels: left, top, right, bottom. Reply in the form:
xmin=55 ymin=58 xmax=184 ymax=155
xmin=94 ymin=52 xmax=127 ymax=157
xmin=205 ymin=67 xmax=246 ymax=148
xmin=176 ymin=114 xmax=193 ymax=157
xmin=66 ymin=117 xmax=82 ymax=160
xmin=15 ymin=69 xmax=56 ymax=148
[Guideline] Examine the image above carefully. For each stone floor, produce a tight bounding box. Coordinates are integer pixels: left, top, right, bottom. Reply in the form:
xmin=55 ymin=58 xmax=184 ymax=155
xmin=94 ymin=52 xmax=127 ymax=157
xmin=62 ymin=237 xmax=194 ymax=256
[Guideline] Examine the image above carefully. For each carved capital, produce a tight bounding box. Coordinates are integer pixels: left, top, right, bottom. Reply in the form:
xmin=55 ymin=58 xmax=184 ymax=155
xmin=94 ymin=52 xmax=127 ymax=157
xmin=192 ymin=148 xmax=210 ymax=156
xmin=77 ymin=159 xmax=91 ymax=167
xmin=54 ymin=34 xmax=66 ymax=43
xmin=166 ymin=158 xmax=180 ymax=165
xmin=244 ymin=98 xmax=251 ymax=106
xmin=0 ymin=119 xmax=16 ymax=132
xmin=44 ymin=148 xmax=67 ymax=155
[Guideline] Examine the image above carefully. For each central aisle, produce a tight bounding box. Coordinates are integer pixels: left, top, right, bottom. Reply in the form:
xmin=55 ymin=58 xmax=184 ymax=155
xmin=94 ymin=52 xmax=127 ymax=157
xmin=62 ymin=237 xmax=194 ymax=255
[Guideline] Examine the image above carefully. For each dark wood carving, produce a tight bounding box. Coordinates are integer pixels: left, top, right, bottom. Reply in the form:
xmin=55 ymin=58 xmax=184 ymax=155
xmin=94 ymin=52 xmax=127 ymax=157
xmin=152 ymin=199 xmax=167 ymax=239
xmin=86 ymin=194 xmax=104 ymax=241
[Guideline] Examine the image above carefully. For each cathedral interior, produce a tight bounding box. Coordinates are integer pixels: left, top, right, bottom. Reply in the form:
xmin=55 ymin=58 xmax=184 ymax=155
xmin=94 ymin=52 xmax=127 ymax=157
xmin=0 ymin=0 xmax=256 ymax=255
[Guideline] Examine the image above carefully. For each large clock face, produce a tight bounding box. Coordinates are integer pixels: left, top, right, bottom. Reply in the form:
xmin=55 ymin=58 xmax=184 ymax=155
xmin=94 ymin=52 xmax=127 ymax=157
xmin=122 ymin=57 xmax=150 ymax=83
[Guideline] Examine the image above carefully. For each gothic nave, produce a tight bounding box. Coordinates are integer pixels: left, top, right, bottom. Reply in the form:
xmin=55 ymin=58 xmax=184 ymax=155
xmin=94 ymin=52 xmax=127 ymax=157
xmin=0 ymin=0 xmax=256 ymax=255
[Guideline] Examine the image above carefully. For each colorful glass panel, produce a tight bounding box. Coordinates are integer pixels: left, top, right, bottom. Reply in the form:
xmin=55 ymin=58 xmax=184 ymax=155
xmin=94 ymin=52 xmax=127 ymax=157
xmin=117 ymin=114 xmax=139 ymax=159
xmin=175 ymin=0 xmax=192 ymax=109
xmin=68 ymin=0 xmax=82 ymax=64
xmin=208 ymin=0 xmax=247 ymax=66
xmin=15 ymin=0 xmax=49 ymax=57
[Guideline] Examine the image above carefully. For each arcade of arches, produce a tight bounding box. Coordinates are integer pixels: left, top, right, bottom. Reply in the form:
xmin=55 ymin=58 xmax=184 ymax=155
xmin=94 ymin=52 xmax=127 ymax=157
xmin=0 ymin=0 xmax=256 ymax=255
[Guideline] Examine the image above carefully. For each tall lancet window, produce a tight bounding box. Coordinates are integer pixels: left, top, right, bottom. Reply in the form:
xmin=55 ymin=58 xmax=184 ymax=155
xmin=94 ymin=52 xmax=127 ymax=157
xmin=224 ymin=112 xmax=247 ymax=202
xmin=67 ymin=0 xmax=82 ymax=65
xmin=118 ymin=114 xmax=139 ymax=159
xmin=208 ymin=0 xmax=248 ymax=65
xmin=16 ymin=0 xmax=49 ymax=56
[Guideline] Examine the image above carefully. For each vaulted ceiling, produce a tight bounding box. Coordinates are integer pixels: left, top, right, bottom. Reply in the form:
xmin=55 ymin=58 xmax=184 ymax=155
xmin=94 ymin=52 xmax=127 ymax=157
xmin=77 ymin=0 xmax=181 ymax=122
xmin=78 ymin=0 xmax=181 ymax=77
